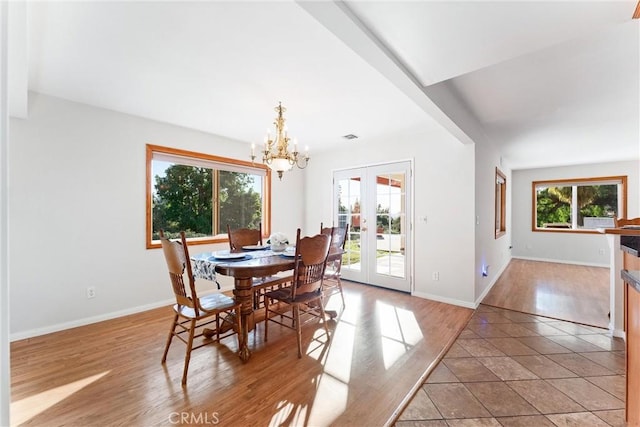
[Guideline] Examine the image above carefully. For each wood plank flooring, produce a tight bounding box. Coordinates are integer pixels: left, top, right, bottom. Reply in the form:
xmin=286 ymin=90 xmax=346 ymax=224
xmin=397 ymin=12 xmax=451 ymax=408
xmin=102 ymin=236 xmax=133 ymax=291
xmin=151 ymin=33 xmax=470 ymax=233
xmin=10 ymin=281 xmax=472 ymax=427
xmin=481 ymin=259 xmax=610 ymax=328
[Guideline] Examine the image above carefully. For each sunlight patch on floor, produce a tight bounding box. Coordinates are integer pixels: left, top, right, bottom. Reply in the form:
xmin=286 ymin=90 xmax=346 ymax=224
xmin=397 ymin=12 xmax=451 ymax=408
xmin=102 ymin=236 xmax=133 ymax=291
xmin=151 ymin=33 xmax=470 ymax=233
xmin=535 ymin=287 xmax=573 ymax=314
xmin=319 ymin=321 xmax=355 ymax=383
xmin=270 ymin=290 xmax=426 ymax=425
xmin=11 ymin=371 xmax=110 ymax=426
xmin=308 ymin=373 xmax=348 ymax=426
xmin=269 ymin=401 xmax=306 ymax=427
xmin=305 ymin=291 xmax=356 ymax=425
xmin=377 ymin=301 xmax=423 ymax=369
xmin=330 ymin=292 xmax=361 ymax=325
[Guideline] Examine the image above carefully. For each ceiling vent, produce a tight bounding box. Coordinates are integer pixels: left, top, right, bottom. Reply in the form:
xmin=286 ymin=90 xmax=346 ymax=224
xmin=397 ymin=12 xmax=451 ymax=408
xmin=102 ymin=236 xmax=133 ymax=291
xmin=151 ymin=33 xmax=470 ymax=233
xmin=342 ymin=134 xmax=359 ymax=140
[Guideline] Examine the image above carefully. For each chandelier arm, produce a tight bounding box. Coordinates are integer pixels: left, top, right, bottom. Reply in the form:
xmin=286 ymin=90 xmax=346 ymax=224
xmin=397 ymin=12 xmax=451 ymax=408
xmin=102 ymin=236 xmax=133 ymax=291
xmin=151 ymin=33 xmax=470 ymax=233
xmin=295 ymin=156 xmax=309 ymax=169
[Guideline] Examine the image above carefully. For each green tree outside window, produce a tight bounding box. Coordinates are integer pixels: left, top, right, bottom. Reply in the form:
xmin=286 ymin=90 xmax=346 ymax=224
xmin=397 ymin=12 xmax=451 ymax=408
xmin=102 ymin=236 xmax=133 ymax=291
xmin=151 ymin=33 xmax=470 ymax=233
xmin=534 ymin=177 xmax=625 ymax=231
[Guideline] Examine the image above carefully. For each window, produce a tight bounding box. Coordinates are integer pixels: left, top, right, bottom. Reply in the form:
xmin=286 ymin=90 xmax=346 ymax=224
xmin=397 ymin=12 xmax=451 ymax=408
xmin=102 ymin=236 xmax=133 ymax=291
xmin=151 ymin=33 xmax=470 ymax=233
xmin=146 ymin=144 xmax=271 ymax=249
xmin=495 ymin=168 xmax=506 ymax=238
xmin=532 ymin=175 xmax=626 ymax=233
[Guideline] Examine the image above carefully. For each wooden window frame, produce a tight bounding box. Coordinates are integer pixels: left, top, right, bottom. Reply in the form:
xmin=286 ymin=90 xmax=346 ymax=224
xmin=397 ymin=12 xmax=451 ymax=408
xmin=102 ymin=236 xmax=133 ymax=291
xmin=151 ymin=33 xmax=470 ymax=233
xmin=495 ymin=167 xmax=507 ymax=239
xmin=531 ymin=175 xmax=627 ymax=234
xmin=146 ymin=144 xmax=272 ymax=249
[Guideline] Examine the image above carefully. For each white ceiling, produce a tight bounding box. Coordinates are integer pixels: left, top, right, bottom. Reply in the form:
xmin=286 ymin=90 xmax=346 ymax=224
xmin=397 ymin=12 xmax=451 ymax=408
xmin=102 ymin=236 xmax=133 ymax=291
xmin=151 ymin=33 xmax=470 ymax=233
xmin=9 ymin=1 xmax=640 ymax=170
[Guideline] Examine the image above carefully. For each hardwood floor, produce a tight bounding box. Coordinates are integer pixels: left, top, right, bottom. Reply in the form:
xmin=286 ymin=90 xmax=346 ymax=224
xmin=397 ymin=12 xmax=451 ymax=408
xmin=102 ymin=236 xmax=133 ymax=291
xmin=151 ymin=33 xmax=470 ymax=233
xmin=10 ymin=281 xmax=472 ymax=427
xmin=481 ymin=259 xmax=610 ymax=328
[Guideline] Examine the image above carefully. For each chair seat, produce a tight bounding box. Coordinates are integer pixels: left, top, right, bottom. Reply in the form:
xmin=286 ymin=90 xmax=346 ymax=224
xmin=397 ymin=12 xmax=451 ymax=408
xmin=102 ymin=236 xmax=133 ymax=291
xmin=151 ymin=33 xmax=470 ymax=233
xmin=264 ymin=287 xmax=322 ymax=304
xmin=251 ymin=275 xmax=292 ymax=310
xmin=173 ymin=293 xmax=237 ymax=318
xmin=252 ymin=275 xmax=291 ymax=289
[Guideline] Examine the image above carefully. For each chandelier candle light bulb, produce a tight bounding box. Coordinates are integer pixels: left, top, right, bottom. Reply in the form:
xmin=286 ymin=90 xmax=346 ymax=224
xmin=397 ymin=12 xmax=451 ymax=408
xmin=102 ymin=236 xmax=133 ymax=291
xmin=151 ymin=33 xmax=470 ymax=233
xmin=251 ymin=102 xmax=310 ymax=180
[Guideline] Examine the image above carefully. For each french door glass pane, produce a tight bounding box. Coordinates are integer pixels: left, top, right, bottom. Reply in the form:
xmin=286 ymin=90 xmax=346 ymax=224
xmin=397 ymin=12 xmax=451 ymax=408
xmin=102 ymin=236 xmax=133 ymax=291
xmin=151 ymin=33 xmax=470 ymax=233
xmin=375 ymin=173 xmax=405 ymax=278
xmin=337 ymin=177 xmax=362 ymax=272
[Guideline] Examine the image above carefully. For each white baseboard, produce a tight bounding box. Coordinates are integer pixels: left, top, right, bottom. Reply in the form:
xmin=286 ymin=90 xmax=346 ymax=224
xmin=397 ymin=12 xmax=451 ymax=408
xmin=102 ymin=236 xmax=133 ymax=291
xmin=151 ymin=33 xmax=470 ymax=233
xmin=412 ymin=258 xmax=513 ymax=310
xmin=10 ymin=298 xmax=175 ymax=342
xmin=512 ymin=256 xmax=608 ymax=268
xmin=475 ymin=258 xmax=511 ymax=306
xmin=412 ymin=291 xmax=476 ymax=309
xmin=611 ymin=327 xmax=626 ymax=340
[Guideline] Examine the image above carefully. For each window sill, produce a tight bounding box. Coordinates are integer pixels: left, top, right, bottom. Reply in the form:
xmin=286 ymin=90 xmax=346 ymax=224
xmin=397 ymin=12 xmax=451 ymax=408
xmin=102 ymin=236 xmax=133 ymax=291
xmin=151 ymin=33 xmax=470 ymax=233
xmin=532 ymin=228 xmax=602 ymax=235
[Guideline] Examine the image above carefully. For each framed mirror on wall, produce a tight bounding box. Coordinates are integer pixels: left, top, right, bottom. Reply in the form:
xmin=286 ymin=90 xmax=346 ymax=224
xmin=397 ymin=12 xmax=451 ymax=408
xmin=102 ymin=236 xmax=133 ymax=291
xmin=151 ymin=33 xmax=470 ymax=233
xmin=495 ymin=167 xmax=507 ymax=239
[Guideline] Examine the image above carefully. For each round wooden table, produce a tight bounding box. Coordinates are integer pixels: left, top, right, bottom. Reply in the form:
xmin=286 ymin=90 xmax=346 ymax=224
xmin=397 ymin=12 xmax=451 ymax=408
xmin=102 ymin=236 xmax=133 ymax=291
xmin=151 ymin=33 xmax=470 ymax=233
xmin=215 ymin=255 xmax=295 ymax=361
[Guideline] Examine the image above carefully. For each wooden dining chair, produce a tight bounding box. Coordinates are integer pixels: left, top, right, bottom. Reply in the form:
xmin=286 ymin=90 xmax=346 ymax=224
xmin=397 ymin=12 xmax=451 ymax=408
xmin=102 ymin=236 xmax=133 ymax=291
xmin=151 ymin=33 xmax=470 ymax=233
xmin=160 ymin=230 xmax=241 ymax=385
xmin=264 ymin=229 xmax=331 ymax=358
xmin=320 ymin=223 xmax=349 ymax=308
xmin=227 ymin=224 xmax=290 ymax=310
xmin=227 ymin=223 xmax=263 ymax=252
xmin=615 ymin=217 xmax=640 ymax=227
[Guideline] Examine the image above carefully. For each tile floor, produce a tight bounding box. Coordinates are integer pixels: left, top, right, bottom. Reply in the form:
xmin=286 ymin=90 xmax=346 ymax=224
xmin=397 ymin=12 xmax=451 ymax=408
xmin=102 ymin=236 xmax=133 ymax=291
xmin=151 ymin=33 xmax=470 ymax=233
xmin=396 ymin=304 xmax=627 ymax=427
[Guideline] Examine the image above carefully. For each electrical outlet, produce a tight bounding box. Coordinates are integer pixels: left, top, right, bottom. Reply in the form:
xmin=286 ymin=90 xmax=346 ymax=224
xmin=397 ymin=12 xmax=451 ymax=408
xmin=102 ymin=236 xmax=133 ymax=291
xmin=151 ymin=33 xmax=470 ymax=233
xmin=86 ymin=287 xmax=96 ymax=299
xmin=432 ymin=271 xmax=439 ymax=281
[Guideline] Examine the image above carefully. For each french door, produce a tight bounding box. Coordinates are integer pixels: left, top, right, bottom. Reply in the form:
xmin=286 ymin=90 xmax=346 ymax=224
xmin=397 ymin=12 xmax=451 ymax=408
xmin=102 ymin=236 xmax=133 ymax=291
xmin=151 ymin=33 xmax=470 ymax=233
xmin=333 ymin=161 xmax=412 ymax=292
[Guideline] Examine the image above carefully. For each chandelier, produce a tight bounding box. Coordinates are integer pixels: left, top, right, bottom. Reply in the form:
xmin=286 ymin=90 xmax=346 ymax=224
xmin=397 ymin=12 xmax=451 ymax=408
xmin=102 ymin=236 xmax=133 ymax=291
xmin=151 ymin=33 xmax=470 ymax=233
xmin=251 ymin=102 xmax=309 ymax=180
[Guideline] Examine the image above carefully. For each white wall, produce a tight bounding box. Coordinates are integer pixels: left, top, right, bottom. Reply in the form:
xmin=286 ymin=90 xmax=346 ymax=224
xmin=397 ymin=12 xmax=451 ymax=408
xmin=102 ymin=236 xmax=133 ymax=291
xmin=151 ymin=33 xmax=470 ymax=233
xmin=1 ymin=1 xmax=11 ymax=424
xmin=512 ymin=160 xmax=640 ymax=266
xmin=474 ymin=141 xmax=512 ymax=304
xmin=8 ymin=93 xmax=304 ymax=339
xmin=303 ymin=127 xmax=477 ymax=307
xmin=10 ymin=93 xmax=635 ymax=338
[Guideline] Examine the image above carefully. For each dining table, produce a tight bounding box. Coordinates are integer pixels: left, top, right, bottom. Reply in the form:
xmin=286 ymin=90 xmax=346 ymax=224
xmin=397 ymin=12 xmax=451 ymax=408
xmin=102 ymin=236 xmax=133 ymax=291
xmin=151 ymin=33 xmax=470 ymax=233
xmin=191 ymin=248 xmax=296 ymax=362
